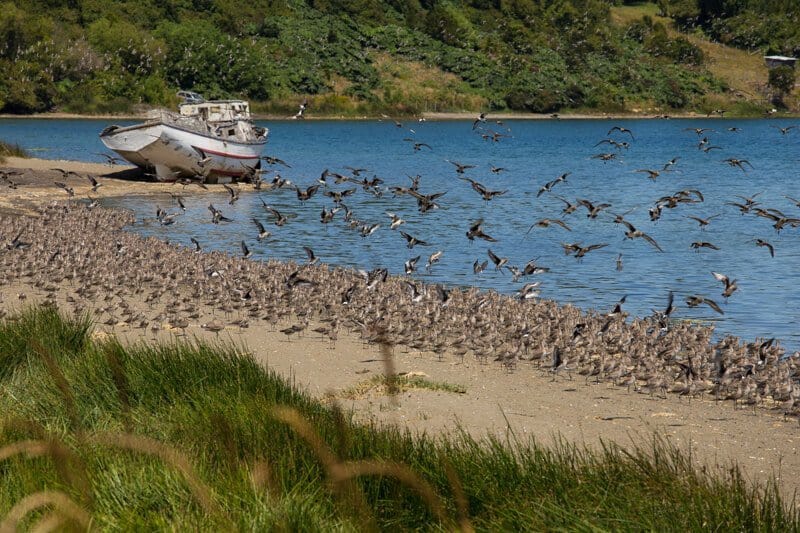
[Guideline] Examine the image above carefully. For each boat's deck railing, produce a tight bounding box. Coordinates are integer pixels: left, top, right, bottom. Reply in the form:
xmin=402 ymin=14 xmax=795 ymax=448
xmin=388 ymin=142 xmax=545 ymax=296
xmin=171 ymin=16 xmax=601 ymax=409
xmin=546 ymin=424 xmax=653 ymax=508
xmin=150 ymin=110 xmax=212 ymax=134
xmin=145 ymin=109 xmax=267 ymax=142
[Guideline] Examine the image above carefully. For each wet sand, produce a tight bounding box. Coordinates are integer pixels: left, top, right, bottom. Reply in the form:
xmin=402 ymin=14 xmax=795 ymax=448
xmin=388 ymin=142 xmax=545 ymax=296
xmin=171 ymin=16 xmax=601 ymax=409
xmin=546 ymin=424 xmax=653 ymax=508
xmin=0 ymin=156 xmax=226 ymax=215
xmin=2 ymin=156 xmax=799 ymax=500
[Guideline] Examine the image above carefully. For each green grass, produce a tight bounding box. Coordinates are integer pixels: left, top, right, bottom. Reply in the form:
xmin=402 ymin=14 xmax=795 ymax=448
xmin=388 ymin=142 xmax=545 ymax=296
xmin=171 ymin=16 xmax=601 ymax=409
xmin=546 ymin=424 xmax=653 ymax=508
xmin=0 ymin=306 xmax=796 ymax=530
xmin=0 ymin=140 xmax=30 ymax=163
xmin=609 ymin=2 xmax=792 ymax=116
xmin=338 ymin=373 xmax=467 ymax=400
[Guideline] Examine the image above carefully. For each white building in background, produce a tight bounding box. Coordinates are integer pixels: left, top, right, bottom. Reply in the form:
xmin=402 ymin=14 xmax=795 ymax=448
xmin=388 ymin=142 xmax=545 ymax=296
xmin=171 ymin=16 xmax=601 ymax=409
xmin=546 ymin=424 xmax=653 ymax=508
xmin=764 ymin=55 xmax=797 ymax=69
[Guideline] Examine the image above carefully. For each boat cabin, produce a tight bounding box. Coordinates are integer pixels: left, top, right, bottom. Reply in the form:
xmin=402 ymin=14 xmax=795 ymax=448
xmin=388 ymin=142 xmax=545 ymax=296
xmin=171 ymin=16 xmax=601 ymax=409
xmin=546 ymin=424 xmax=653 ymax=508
xmin=179 ymin=100 xmax=252 ymax=122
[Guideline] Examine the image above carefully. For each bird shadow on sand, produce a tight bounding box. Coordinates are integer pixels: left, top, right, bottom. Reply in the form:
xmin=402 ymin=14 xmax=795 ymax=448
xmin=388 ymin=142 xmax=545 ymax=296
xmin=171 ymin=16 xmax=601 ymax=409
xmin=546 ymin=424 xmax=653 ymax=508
xmin=102 ymin=167 xmax=158 ymax=183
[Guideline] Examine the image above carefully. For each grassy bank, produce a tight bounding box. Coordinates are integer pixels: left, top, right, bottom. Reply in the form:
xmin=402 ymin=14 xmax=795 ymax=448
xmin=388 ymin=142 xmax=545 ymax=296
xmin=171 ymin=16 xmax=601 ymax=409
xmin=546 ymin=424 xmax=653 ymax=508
xmin=0 ymin=306 xmax=796 ymax=530
xmin=0 ymin=140 xmax=29 ymax=164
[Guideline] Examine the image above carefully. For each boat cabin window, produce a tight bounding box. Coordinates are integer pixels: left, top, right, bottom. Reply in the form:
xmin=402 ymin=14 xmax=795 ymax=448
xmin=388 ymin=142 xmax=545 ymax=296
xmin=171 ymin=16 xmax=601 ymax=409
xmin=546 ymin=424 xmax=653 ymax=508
xmin=228 ymin=129 xmax=235 ymax=136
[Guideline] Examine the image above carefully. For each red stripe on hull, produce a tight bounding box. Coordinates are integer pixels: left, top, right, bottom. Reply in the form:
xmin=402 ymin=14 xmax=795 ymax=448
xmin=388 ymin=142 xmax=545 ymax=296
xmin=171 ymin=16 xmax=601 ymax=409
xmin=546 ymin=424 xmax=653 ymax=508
xmin=192 ymin=145 xmax=261 ymax=160
xmin=213 ymin=169 xmax=246 ymax=177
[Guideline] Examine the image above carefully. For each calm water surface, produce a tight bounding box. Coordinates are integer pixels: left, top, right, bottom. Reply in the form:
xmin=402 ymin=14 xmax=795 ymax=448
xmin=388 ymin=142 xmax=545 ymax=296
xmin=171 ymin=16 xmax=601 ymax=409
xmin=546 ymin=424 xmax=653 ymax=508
xmin=2 ymin=117 xmax=799 ymax=347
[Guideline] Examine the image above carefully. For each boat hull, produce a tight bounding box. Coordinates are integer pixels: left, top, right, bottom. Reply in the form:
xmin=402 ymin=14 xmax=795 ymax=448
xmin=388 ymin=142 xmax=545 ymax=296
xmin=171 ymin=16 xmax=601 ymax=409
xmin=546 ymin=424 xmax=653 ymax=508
xmin=99 ymin=121 xmax=266 ymax=182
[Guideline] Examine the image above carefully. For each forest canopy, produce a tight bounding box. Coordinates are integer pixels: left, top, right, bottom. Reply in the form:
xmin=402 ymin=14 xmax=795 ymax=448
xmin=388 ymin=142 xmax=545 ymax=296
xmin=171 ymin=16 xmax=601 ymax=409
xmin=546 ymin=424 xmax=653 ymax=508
xmin=0 ymin=0 xmax=793 ymax=114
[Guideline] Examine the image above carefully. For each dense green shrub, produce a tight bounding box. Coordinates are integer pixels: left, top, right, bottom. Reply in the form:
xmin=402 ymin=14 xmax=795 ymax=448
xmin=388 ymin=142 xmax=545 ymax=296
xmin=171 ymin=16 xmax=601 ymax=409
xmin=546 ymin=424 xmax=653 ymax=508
xmin=768 ymin=65 xmax=796 ymax=105
xmin=0 ymin=0 xmax=747 ymax=114
xmin=659 ymin=0 xmax=800 ymax=55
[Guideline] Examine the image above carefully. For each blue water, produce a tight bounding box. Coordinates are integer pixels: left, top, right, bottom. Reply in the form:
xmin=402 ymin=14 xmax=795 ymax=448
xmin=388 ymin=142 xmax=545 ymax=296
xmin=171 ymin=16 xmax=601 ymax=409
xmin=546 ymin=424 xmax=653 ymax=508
xmin=2 ymin=117 xmax=799 ymax=348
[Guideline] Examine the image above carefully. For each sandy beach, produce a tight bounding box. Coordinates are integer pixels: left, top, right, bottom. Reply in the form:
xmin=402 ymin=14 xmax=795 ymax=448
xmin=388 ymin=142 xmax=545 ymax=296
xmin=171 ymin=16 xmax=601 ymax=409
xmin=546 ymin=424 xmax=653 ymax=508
xmin=2 ymin=155 xmax=799 ymax=499
xmin=0 ymin=156 xmax=206 ymax=215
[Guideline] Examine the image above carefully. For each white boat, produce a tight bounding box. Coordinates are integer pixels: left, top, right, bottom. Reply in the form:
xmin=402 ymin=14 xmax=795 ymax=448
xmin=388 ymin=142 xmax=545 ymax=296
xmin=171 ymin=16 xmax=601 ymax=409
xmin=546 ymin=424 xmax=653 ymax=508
xmin=99 ymin=92 xmax=268 ymax=183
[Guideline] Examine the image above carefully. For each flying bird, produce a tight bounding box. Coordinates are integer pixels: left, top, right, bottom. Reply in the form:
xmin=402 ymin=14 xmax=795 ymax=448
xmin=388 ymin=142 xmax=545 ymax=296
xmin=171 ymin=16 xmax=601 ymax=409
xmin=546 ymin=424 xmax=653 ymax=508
xmin=400 ymin=230 xmax=429 ymax=248
xmin=487 ymin=249 xmax=508 ymax=271
xmin=686 ymin=214 xmax=720 ymax=229
xmin=261 ymin=201 xmax=292 ymax=226
xmin=608 ymin=126 xmax=634 ymax=139
xmin=684 ymin=127 xmax=715 ymax=136
xmin=605 ymin=294 xmax=626 ymax=316
xmin=466 ymin=219 xmax=497 ymax=242
xmin=527 ymin=218 xmax=571 ymax=234
xmin=53 ymin=181 xmax=75 ymax=197
xmin=295 ymin=184 xmax=321 ymax=203
xmin=635 ymin=169 xmax=664 ymax=180
xmin=303 ymin=246 xmax=319 ymax=264
xmin=95 ymin=153 xmax=124 ymax=165
xmin=518 ymin=282 xmax=541 ymax=301
xmin=575 ymin=243 xmax=609 ymax=259
xmin=537 ymin=173 xmax=570 ymax=197
xmin=620 ymin=220 xmax=663 ymax=252
xmin=223 ymin=183 xmax=240 ymax=204
xmin=685 ymin=295 xmax=724 ymax=315
xmin=754 ymin=238 xmax=775 ymax=257
xmin=261 ymin=155 xmax=291 ymax=167
xmin=386 ymin=212 xmax=405 ymax=229
xmin=771 ymin=125 xmax=796 ymax=135
xmin=577 ymin=199 xmax=612 ymax=218
xmin=402 ymin=138 xmax=432 ymax=151
xmin=252 ymin=218 xmax=271 ymax=240
xmin=86 ymin=174 xmax=101 ymax=192
xmin=723 ymin=158 xmax=753 ymax=171
xmin=591 ymin=153 xmax=618 ymax=163
xmin=553 ymin=196 xmax=579 ymax=215
xmin=711 ymin=272 xmax=738 ymax=300
xmin=445 ymin=160 xmax=475 ymax=174
xmin=426 ymin=250 xmax=443 ymax=272
xmin=208 ymin=204 xmax=232 ymax=224
xmin=690 ymin=241 xmax=720 ymax=251
xmin=404 ymin=256 xmax=421 ymax=275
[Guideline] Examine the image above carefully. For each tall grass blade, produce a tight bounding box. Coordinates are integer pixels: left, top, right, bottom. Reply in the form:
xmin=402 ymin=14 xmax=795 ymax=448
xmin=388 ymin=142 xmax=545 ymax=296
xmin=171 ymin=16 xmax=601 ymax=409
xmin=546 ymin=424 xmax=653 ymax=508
xmin=87 ymin=431 xmax=226 ymax=521
xmin=31 ymin=341 xmax=81 ymax=434
xmin=338 ymin=459 xmax=451 ymax=526
xmin=270 ymin=406 xmax=376 ymax=530
xmin=0 ymin=437 xmax=91 ymax=506
xmin=102 ymin=340 xmax=133 ymax=431
xmin=442 ymin=456 xmax=473 ymax=533
xmin=0 ymin=490 xmax=90 ymax=533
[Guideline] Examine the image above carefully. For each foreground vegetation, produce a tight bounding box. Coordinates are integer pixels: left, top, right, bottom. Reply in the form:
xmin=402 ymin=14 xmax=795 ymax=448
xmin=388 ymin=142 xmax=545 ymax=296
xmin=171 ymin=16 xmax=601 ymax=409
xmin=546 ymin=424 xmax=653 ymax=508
xmin=0 ymin=306 xmax=796 ymax=530
xmin=0 ymin=139 xmax=29 ymax=164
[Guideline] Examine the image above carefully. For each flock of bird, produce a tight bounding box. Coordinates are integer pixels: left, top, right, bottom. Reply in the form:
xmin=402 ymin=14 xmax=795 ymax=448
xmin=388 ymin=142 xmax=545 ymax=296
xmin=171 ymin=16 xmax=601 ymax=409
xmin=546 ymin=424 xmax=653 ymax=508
xmin=2 ymin=202 xmax=800 ymax=419
xmin=2 ymin=114 xmax=800 ymax=419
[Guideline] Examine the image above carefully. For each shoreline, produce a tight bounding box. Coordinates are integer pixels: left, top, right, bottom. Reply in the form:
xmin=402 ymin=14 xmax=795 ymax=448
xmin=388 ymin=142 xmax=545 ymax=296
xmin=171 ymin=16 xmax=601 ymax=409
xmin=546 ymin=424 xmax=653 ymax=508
xmin=0 ymin=160 xmax=799 ymax=497
xmin=0 ymin=156 xmax=228 ymax=216
xmin=1 ymin=110 xmax=797 ymax=122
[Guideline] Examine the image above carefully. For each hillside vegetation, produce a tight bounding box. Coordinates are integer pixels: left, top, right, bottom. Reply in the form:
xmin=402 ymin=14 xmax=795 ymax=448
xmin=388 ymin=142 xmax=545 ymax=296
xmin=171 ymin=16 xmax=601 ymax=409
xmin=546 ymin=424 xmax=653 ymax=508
xmin=0 ymin=0 xmax=794 ymax=115
xmin=657 ymin=0 xmax=799 ymax=55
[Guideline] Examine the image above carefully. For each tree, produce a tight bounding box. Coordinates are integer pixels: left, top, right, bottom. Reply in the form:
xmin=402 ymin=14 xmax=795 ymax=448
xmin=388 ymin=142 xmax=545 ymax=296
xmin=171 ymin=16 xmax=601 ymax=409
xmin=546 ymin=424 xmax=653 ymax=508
xmin=768 ymin=65 xmax=796 ymax=105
